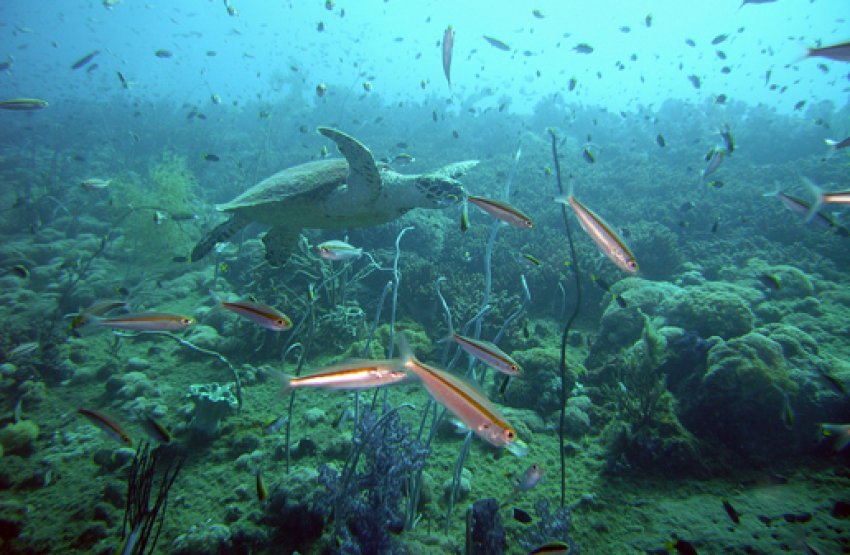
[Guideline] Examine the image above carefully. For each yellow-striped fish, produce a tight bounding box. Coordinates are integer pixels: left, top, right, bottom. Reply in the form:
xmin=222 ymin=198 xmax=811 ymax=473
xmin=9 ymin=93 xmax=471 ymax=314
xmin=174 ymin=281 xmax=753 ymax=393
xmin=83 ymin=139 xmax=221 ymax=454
xmin=468 ymin=195 xmax=534 ymax=229
xmin=275 ymin=359 xmax=408 ymax=395
xmin=398 ymin=334 xmax=527 ymax=456
xmin=222 ymin=300 xmax=292 ymax=331
xmin=78 ymin=408 xmax=132 ymax=446
xmin=82 ymin=312 xmax=195 ymax=332
xmin=450 ymin=333 xmax=522 ymax=376
xmin=554 ymin=194 xmax=637 ymax=273
xmin=0 ymin=98 xmax=49 ymax=111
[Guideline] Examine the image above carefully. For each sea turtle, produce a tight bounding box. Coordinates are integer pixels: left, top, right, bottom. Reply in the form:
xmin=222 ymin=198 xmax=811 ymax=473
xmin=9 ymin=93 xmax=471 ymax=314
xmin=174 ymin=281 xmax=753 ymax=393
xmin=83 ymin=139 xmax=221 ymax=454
xmin=191 ymin=127 xmax=478 ymax=266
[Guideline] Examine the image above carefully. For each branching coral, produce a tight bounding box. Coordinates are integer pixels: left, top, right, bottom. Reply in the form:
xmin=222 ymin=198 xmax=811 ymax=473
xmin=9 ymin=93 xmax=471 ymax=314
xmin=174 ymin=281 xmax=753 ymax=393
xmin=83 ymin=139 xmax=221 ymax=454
xmin=315 ymin=406 xmax=429 ymax=554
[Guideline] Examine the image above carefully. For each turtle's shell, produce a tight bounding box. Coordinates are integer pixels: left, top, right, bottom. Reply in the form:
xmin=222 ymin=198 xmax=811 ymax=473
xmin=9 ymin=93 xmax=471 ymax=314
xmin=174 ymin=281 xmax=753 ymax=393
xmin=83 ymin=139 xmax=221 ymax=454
xmin=217 ymin=159 xmax=349 ymax=213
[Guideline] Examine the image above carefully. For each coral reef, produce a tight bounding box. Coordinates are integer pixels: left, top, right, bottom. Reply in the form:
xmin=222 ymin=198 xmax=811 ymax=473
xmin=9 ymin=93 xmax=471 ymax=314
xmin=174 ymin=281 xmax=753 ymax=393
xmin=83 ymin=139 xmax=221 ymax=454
xmin=186 ymin=382 xmax=238 ymax=438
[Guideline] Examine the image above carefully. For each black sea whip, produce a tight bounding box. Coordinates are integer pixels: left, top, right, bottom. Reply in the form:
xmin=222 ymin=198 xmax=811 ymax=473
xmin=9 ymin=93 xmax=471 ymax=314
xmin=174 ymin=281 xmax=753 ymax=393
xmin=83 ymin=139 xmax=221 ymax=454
xmin=548 ymin=129 xmax=582 ymax=507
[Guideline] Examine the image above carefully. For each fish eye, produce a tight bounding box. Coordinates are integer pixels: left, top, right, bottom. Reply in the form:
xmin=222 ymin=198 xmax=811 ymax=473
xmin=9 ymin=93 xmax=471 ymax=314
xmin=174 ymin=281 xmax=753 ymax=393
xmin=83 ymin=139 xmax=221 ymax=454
xmin=628 ymin=260 xmax=638 ymax=270
xmin=182 ymin=318 xmax=193 ymax=325
xmin=505 ymin=430 xmax=515 ymax=440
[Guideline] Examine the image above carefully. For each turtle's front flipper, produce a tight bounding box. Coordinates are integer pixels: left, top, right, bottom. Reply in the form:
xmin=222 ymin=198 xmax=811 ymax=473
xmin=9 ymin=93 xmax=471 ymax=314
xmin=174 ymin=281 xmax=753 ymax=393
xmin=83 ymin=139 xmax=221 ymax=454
xmin=317 ymin=127 xmax=381 ymax=200
xmin=263 ymin=225 xmax=301 ymax=267
xmin=190 ymin=216 xmax=249 ymax=262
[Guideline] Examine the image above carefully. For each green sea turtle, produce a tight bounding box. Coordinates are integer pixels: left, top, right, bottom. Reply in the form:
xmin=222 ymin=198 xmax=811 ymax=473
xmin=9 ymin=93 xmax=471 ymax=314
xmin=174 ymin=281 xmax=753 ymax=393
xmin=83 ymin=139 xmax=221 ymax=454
xmin=191 ymin=127 xmax=478 ymax=266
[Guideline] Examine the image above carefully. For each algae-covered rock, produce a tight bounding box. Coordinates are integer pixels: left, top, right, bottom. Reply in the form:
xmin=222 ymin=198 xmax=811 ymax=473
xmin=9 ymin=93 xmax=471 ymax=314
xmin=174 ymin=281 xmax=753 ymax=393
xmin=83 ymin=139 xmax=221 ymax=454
xmin=662 ymin=282 xmax=754 ymax=340
xmin=0 ymin=420 xmax=38 ymax=455
xmin=681 ymin=332 xmax=795 ymax=461
xmin=187 ymin=382 xmax=238 ymax=437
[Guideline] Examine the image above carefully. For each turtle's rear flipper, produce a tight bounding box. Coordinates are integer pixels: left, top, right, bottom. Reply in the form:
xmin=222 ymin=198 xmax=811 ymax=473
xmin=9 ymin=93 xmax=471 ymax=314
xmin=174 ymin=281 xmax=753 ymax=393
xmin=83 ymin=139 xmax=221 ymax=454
xmin=190 ymin=216 xmax=248 ymax=262
xmin=263 ymin=225 xmax=301 ymax=267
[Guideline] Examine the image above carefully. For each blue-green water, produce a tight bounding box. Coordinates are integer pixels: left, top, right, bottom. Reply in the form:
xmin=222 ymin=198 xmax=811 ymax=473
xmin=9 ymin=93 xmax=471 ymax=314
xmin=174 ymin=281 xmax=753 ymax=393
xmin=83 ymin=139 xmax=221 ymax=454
xmin=0 ymin=1 xmax=848 ymax=554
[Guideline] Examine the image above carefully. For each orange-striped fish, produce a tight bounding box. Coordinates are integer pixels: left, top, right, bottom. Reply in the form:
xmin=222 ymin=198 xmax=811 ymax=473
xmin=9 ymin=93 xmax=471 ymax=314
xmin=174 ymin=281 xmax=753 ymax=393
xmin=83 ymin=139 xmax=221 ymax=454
xmin=81 ymin=312 xmax=195 ymax=332
xmin=442 ymin=25 xmax=455 ymax=88
xmin=398 ymin=334 xmax=527 ymax=456
xmin=78 ymin=408 xmax=132 ymax=446
xmin=70 ymin=299 xmax=128 ymax=329
xmin=468 ymin=195 xmax=533 ymax=229
xmin=555 ymin=194 xmax=637 ymax=273
xmin=222 ymin=300 xmax=292 ymax=331
xmin=450 ymin=333 xmax=521 ymax=376
xmin=275 ymin=359 xmax=408 ymax=395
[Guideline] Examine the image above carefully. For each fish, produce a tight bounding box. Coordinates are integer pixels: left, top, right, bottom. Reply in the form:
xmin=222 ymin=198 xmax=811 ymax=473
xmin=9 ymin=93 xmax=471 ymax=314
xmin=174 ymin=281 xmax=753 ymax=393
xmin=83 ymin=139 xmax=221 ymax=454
xmin=573 ymin=43 xmax=594 ymax=54
xmin=532 ymin=9 xmax=545 ymax=19
xmin=275 ymin=359 xmax=408 ymax=394
xmin=202 ymin=153 xmax=220 ymax=162
xmin=3 ymin=264 xmax=29 ymax=279
xmin=154 ymin=49 xmax=173 ymax=58
xmin=70 ymin=50 xmax=100 ymax=70
xmin=764 ymin=188 xmax=848 ymax=235
xmin=398 ymin=333 xmax=527 ymax=456
xmin=802 ymin=40 xmax=850 ymax=63
xmin=757 ymin=273 xmax=782 ymax=291
xmin=221 ymin=300 xmax=292 ymax=331
xmin=712 ymin=34 xmax=728 ymax=45
xmin=794 ymin=100 xmax=806 ymax=111
xmin=711 ymin=218 xmax=719 ymax=233
xmin=263 ymin=414 xmax=288 ymax=435
xmin=702 ymin=148 xmax=725 ymax=179
xmin=814 ymin=367 xmax=847 ymax=396
xmin=78 ymin=408 xmax=132 ymax=446
xmin=81 ymin=178 xmax=111 ymax=191
xmin=513 ymin=463 xmax=544 ymax=492
xmin=8 ymin=342 xmax=38 ymax=359
xmin=739 ymin=0 xmax=777 ymax=7
xmin=722 ymin=499 xmax=741 ymax=524
xmin=316 ymin=83 xmax=327 ymax=97
xmin=449 ymin=333 xmax=522 ymax=376
xmin=389 ymin=153 xmax=415 ymax=166
xmin=720 ymin=126 xmax=735 ymax=154
xmin=582 ymin=147 xmax=595 ymax=164
xmin=645 ymin=13 xmax=652 ymax=27
xmin=467 ymin=195 xmax=533 ymax=229
xmin=0 ymin=98 xmax=49 ymax=111
xmin=780 ymin=391 xmax=794 ymax=429
xmin=685 ymin=38 xmax=696 ymax=47
xmin=656 ymin=134 xmax=666 ymax=147
xmin=688 ymin=75 xmax=701 ymax=89
xmin=665 ymin=535 xmax=699 ymax=555
xmin=483 ymin=36 xmax=511 ymax=51
xmin=116 ymin=71 xmax=134 ymax=89
xmin=522 ymin=254 xmax=541 ymax=267
xmin=81 ymin=312 xmax=195 ymax=332
xmin=706 ymin=180 xmax=724 ymax=189
xmin=529 ymin=541 xmax=571 ymax=555
xmin=568 ymin=77 xmax=577 ymax=91
xmin=591 ymin=274 xmax=628 ymax=308
xmin=256 ymin=470 xmax=268 ymax=502
xmin=362 ymin=81 xmax=372 ymax=92
xmin=315 ymin=240 xmax=363 ymax=261
xmin=554 ymin=195 xmax=638 ymax=273
xmin=512 ymin=507 xmax=532 ymax=524
xmin=820 ymin=423 xmax=850 ymax=452
xmin=442 ymin=25 xmax=455 ymax=88
xmin=139 ymin=414 xmax=171 ymax=444
xmin=715 ymin=94 xmax=728 ymax=104
xmin=825 ymin=136 xmax=850 ymax=151
xmin=460 ymin=199 xmax=470 ymax=232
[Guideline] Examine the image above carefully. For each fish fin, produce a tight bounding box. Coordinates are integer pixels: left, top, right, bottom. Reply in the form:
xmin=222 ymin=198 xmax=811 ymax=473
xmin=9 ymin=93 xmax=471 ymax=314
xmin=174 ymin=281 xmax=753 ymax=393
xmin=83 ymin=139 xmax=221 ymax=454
xmin=801 ymin=176 xmax=823 ymax=223
xmin=824 ymin=139 xmax=838 ymax=159
xmin=506 ymin=437 xmax=528 ymax=457
xmin=271 ymin=370 xmax=293 ymax=399
xmin=396 ymin=331 xmax=415 ymax=367
xmin=762 ymin=181 xmax=781 ymax=198
xmin=553 ymin=193 xmax=570 ymax=205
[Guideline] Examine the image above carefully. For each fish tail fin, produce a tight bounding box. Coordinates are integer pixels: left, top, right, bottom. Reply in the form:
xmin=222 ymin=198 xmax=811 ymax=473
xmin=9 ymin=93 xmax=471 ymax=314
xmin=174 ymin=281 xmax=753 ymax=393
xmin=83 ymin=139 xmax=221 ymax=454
xmin=272 ymin=370 xmax=293 ymax=399
xmin=824 ymin=139 xmax=838 ymax=159
xmin=801 ymin=176 xmax=823 ymax=223
xmin=70 ymin=311 xmax=100 ymax=332
xmin=791 ymin=45 xmax=812 ymax=65
xmin=396 ymin=330 xmax=417 ymax=369
xmin=553 ymin=193 xmax=570 ymax=205
xmin=762 ymin=181 xmax=782 ymax=198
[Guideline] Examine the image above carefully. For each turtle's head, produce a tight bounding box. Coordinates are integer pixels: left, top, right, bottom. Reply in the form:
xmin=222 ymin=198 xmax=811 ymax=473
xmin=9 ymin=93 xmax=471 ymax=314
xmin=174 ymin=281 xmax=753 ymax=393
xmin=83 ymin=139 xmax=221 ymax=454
xmin=412 ymin=175 xmax=464 ymax=208
xmin=410 ymin=160 xmax=479 ymax=209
